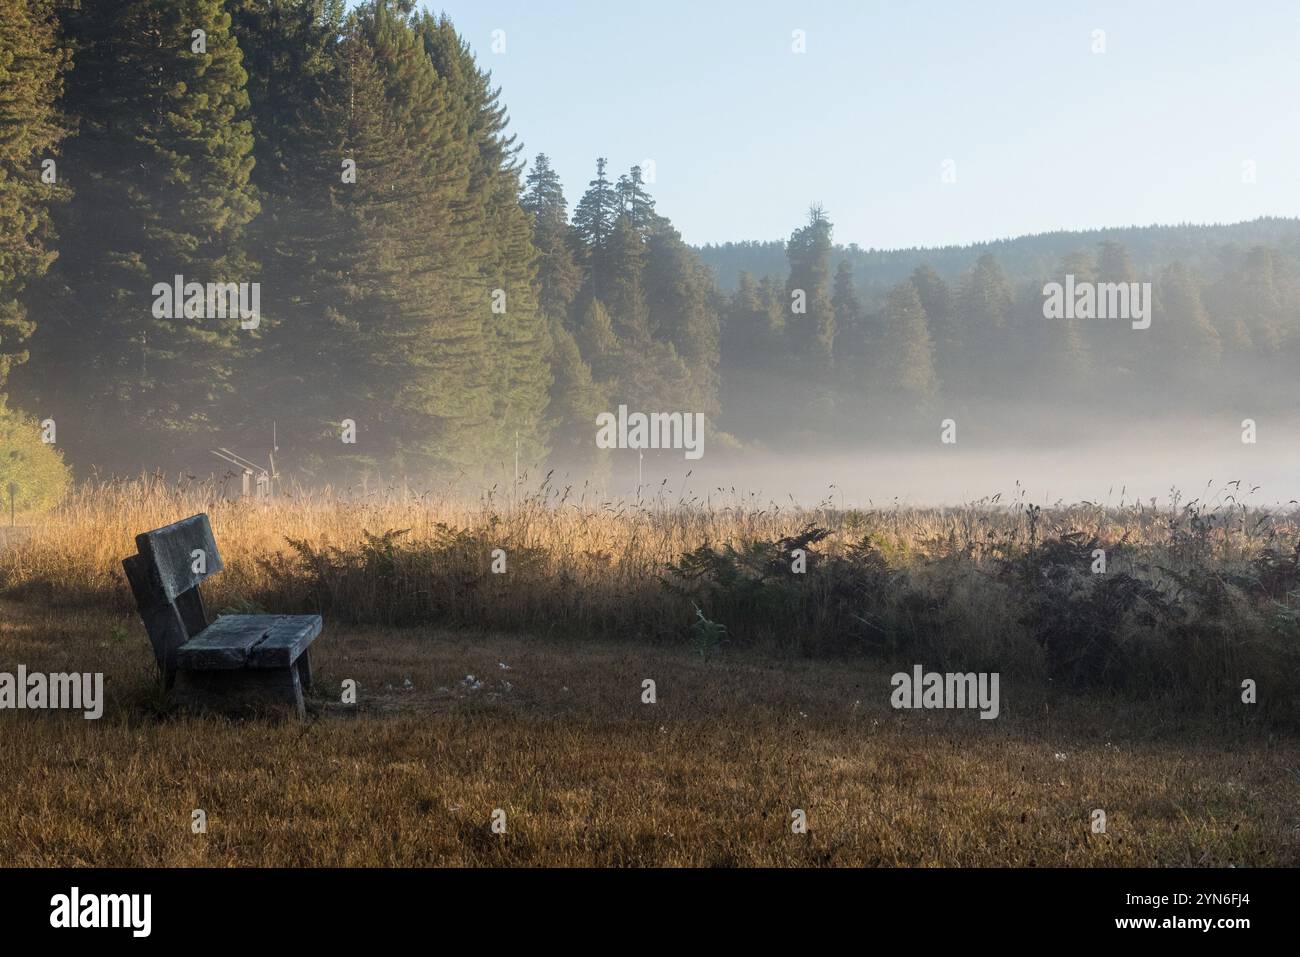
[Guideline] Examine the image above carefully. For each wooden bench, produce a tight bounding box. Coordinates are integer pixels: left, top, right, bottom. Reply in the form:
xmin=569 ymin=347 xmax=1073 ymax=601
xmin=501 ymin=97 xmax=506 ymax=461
xmin=122 ymin=513 xmax=322 ymax=718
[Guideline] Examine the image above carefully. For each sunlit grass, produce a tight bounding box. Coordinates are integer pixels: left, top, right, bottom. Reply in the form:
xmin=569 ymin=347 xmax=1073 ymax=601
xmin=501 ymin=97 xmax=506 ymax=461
xmin=0 ymin=601 xmax=1295 ymax=867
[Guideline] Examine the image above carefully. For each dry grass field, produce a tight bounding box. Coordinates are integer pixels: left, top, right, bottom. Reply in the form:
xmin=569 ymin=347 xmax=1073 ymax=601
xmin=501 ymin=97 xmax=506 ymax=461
xmin=0 ymin=478 xmax=1297 ymax=866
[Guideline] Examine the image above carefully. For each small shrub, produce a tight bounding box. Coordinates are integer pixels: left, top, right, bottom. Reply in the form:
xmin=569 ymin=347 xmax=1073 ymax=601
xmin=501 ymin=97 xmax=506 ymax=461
xmin=689 ymin=603 xmax=727 ymax=658
xmin=1000 ymin=531 xmax=1178 ymax=690
xmin=0 ymin=407 xmax=71 ymax=515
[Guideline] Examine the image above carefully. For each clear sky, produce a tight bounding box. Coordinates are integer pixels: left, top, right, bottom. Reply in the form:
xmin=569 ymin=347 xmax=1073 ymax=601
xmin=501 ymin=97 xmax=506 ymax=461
xmin=402 ymin=0 xmax=1299 ymax=249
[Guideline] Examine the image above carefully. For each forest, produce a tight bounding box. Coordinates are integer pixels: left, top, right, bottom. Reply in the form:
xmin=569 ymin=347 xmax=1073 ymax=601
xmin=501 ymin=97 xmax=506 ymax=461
xmin=2 ymin=0 xmax=1299 ymax=495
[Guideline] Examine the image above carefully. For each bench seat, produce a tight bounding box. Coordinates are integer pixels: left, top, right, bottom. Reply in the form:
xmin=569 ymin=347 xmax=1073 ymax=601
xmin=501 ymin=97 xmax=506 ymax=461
xmin=177 ymin=614 xmax=323 ymax=671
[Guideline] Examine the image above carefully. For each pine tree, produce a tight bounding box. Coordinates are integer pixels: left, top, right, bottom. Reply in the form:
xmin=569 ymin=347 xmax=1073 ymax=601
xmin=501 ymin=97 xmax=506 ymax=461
xmin=644 ymin=223 xmax=719 ymax=415
xmin=720 ymin=273 xmax=789 ymax=437
xmin=546 ymin=316 xmax=608 ymax=478
xmin=954 ymin=253 xmax=1012 ymax=396
xmin=1234 ymin=246 xmax=1287 ymax=354
xmin=1156 ymin=261 xmax=1221 ymax=377
xmin=234 ymin=2 xmax=547 ymax=479
xmin=231 ymin=0 xmax=346 ymax=473
xmin=0 ymin=0 xmax=69 ymax=408
xmin=417 ymin=10 xmax=552 ymax=472
xmin=25 ymin=0 xmax=259 ymax=470
xmin=522 ymin=153 xmax=581 ymax=322
xmin=482 ymin=168 xmax=553 ymax=470
xmin=1047 ymin=250 xmax=1095 ymax=390
xmin=878 ymin=279 xmax=937 ymax=410
xmin=785 ymin=205 xmax=835 ymax=374
xmin=1060 ymin=249 xmax=1097 ymax=283
xmin=1096 ymin=240 xmax=1136 ymax=284
xmin=1021 ymin=258 xmax=1091 ymax=398
xmin=721 ymin=271 xmax=764 ymax=366
xmin=756 ymin=275 xmax=788 ymax=348
xmin=615 ymin=165 xmax=659 ymax=235
xmin=603 ymin=213 xmax=651 ymax=342
xmin=571 ymin=157 xmax=618 ymax=303
xmin=329 ymin=2 xmax=491 ymax=475
xmin=909 ymin=265 xmax=954 ymax=388
xmin=521 ymin=153 xmax=565 ymax=224
xmin=590 ymin=211 xmax=674 ymax=410
xmin=831 ymin=259 xmax=865 ymax=361
xmin=1091 ymin=239 xmax=1139 ymax=376
xmin=575 ymin=297 xmax=620 ymax=388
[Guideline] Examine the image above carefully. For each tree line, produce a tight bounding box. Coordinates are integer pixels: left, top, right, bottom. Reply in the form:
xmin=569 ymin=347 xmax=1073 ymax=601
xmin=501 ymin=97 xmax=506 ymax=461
xmin=2 ymin=0 xmax=1297 ymax=492
xmin=0 ymin=0 xmax=721 ymax=483
xmin=718 ymin=209 xmax=1300 ymax=443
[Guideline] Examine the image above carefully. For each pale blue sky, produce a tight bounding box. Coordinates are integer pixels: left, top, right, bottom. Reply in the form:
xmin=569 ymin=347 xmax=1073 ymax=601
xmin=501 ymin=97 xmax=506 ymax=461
xmin=400 ymin=0 xmax=1300 ymax=249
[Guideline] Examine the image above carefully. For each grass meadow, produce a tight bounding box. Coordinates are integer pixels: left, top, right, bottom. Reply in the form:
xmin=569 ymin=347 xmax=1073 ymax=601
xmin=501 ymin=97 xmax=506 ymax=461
xmin=0 ymin=477 xmax=1297 ymax=865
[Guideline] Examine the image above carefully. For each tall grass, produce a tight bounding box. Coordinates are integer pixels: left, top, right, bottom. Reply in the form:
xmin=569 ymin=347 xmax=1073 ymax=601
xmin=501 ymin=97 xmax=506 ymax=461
xmin=1 ymin=475 xmax=1297 ymax=722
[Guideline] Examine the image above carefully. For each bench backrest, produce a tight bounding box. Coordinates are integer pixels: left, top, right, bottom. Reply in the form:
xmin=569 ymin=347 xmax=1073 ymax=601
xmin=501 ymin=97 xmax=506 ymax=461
xmin=122 ymin=513 xmax=224 ymax=684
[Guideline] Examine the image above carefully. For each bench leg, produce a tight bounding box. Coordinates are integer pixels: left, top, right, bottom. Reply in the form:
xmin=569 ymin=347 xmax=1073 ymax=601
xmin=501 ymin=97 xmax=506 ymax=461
xmin=174 ymin=666 xmax=305 ymax=720
xmin=296 ymin=649 xmax=313 ymax=692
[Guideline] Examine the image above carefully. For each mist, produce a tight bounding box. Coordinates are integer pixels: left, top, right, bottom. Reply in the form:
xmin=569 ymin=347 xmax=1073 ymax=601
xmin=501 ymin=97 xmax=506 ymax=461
xmin=590 ymin=412 xmax=1300 ymax=509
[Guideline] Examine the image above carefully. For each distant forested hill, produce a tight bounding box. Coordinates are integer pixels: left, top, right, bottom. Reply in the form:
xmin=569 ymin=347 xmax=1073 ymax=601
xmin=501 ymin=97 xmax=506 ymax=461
xmin=698 ymin=217 xmax=1300 ymax=304
xmin=708 ymin=207 xmax=1300 ymax=447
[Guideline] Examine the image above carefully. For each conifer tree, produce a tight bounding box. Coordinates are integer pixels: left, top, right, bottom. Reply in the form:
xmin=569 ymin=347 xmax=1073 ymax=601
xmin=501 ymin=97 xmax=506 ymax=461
xmin=1040 ymin=249 xmax=1096 ymax=391
xmin=0 ymin=0 xmax=69 ymax=407
xmin=1156 ymin=261 xmax=1221 ymax=375
xmin=328 ymin=2 xmax=489 ymax=475
xmin=1059 ymin=249 xmax=1097 ymax=283
xmin=1090 ymin=239 xmax=1140 ymax=376
xmin=1096 ymin=240 xmax=1136 ymax=284
xmin=717 ymin=271 xmax=780 ymax=440
xmin=1021 ymin=258 xmax=1091 ymax=398
xmin=879 ymin=279 xmax=937 ymax=410
xmin=784 ymin=205 xmax=835 ymax=373
xmin=831 ymin=259 xmax=865 ymax=361
xmin=572 ymin=157 xmax=618 ymax=302
xmin=721 ymin=271 xmax=765 ymax=366
xmin=615 ymin=165 xmax=659 ymax=235
xmin=522 ymin=154 xmax=581 ymax=322
xmin=546 ymin=316 xmax=608 ymax=478
xmin=575 ymin=298 xmax=620 ymax=388
xmin=1233 ymin=246 xmax=1287 ymax=353
xmin=908 ymin=265 xmax=954 ymax=388
xmin=417 ymin=10 xmax=552 ymax=471
xmin=521 ymin=153 xmax=566 ymax=224
xmin=756 ymin=275 xmax=788 ymax=350
xmin=603 ymin=213 xmax=651 ymax=342
xmin=644 ymin=223 xmax=720 ymax=415
xmin=231 ymin=0 xmax=346 ymax=473
xmin=26 ymin=0 xmax=259 ymax=470
xmin=953 ymin=252 xmax=1012 ymax=396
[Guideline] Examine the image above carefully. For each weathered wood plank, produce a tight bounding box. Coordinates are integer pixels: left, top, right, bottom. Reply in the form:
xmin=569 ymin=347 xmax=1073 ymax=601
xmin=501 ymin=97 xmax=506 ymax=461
xmin=295 ymin=648 xmax=313 ymax=690
xmin=122 ymin=553 xmax=188 ymax=685
xmin=135 ymin=513 xmax=224 ymax=602
xmin=246 ymin=616 xmax=322 ymax=669
xmin=173 ymin=586 xmax=207 ymax=639
xmin=175 ymin=615 xmax=281 ymax=670
xmin=176 ymin=614 xmax=321 ymax=671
